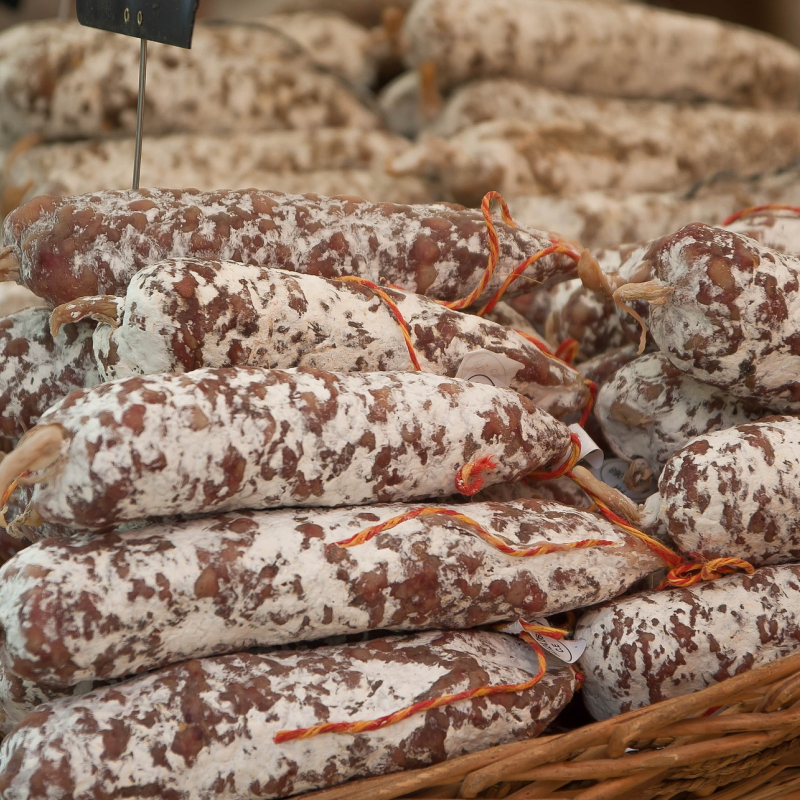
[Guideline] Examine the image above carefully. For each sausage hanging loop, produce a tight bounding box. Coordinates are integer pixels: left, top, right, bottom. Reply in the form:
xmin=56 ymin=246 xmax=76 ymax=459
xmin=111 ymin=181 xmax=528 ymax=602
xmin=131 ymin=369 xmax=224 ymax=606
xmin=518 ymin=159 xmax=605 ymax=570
xmin=50 ymin=296 xmax=121 ymax=337
xmin=612 ymin=279 xmax=673 ymax=354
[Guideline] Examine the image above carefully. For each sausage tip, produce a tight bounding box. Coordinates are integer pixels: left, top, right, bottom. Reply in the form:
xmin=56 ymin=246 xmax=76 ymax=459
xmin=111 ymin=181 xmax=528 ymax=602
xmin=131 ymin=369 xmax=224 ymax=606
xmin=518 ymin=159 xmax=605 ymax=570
xmin=0 ymin=247 xmax=20 ymax=282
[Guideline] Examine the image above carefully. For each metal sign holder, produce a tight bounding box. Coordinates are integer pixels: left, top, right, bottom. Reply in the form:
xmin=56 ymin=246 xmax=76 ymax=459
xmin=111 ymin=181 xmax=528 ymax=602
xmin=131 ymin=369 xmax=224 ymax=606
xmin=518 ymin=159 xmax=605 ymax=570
xmin=75 ymin=0 xmax=199 ymax=189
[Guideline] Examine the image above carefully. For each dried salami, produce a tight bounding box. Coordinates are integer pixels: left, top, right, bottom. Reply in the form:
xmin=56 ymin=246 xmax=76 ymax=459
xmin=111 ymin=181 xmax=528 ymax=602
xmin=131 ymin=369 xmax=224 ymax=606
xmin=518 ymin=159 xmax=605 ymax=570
xmin=0 ymin=630 xmax=576 ymax=799
xmin=0 ymin=368 xmax=571 ymax=531
xmin=1 ymin=188 xmax=578 ymax=308
xmin=404 ymin=0 xmax=800 ymax=107
xmin=55 ymin=260 xmax=589 ymax=419
xmin=0 ymin=499 xmax=662 ymax=686
xmin=612 ymin=223 xmax=800 ymax=410
xmin=595 ymin=352 xmax=765 ymax=475
xmin=0 ymin=306 xmax=99 ymax=451
xmin=578 ymin=564 xmax=800 ymax=719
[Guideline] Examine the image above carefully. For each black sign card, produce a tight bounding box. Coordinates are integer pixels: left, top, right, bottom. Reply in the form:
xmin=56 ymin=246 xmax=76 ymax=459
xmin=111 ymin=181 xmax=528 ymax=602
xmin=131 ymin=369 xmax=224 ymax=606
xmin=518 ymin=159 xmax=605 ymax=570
xmin=76 ymin=0 xmax=199 ymax=49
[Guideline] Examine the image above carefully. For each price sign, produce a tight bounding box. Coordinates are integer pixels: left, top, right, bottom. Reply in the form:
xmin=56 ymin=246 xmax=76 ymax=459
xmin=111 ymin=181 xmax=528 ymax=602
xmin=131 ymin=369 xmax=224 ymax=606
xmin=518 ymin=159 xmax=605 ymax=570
xmin=76 ymin=0 xmax=199 ymax=49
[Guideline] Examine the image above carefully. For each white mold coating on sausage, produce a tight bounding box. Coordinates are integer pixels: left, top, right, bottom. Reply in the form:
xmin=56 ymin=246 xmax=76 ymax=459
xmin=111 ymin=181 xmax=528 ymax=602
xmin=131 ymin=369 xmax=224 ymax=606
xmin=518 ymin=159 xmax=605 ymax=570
xmin=0 ymin=631 xmax=577 ymax=798
xmin=25 ymin=367 xmax=571 ymax=529
xmin=91 ymin=260 xmax=588 ymax=419
xmin=577 ymin=564 xmax=800 ymax=720
xmin=658 ymin=416 xmax=800 ymax=565
xmin=0 ymin=499 xmax=663 ymax=687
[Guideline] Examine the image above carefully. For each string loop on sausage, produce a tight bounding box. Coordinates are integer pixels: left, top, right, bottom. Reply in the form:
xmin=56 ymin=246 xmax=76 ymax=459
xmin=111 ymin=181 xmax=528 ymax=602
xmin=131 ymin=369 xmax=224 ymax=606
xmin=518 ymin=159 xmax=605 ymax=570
xmin=332 ymin=276 xmax=423 ymax=371
xmin=454 ymin=454 xmax=497 ymax=495
xmin=273 ymin=624 xmax=567 ymax=744
xmin=528 ymin=433 xmax=582 ymax=481
xmin=567 ymin=470 xmax=755 ymax=589
xmin=721 ymin=203 xmax=800 ymax=226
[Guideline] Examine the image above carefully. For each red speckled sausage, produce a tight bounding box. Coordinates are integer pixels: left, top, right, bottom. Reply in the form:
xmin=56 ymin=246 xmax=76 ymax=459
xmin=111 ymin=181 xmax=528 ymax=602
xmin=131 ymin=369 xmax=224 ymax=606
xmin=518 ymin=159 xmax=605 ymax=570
xmin=0 ymin=188 xmax=578 ymax=307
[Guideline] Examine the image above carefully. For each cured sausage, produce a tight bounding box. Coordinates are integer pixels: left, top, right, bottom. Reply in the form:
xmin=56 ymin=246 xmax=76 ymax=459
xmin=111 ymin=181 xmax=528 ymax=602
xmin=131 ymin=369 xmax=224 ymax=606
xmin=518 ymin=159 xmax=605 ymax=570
xmin=0 ymin=499 xmax=662 ymax=686
xmin=0 ymin=129 xmax=431 ymax=212
xmin=390 ymin=102 xmax=800 ymax=205
xmin=595 ymin=352 xmax=765 ymax=475
xmin=0 ymin=630 xmax=577 ymax=799
xmin=404 ymin=0 xmax=800 ymax=107
xmin=0 ymin=188 xmax=580 ymax=308
xmin=578 ymin=564 xmax=800 ymax=719
xmin=0 ymin=21 xmax=381 ymax=145
xmin=609 ymin=223 xmax=800 ymax=410
xmin=54 ymin=260 xmax=589 ymax=419
xmin=0 ymin=368 xmax=572 ymax=531
xmin=0 ymin=306 xmax=99 ymax=451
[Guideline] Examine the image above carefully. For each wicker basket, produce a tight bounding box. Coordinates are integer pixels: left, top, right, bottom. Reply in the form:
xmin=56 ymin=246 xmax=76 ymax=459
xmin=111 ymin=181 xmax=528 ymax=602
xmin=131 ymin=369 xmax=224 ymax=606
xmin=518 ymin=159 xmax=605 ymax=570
xmin=304 ymin=651 xmax=800 ymax=800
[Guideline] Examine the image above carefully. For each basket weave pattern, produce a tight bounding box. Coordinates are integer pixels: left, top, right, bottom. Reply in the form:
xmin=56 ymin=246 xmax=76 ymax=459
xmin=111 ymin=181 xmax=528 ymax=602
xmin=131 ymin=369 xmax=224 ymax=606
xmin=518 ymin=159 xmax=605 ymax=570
xmin=304 ymin=651 xmax=800 ymax=800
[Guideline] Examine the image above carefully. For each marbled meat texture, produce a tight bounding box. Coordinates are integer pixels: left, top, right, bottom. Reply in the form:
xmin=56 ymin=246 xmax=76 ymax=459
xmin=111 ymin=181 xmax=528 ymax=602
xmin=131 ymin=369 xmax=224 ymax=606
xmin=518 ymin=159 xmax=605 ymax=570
xmin=658 ymin=416 xmax=800 ymax=566
xmin=405 ymin=0 xmax=800 ymax=107
xmin=85 ymin=260 xmax=589 ymax=419
xmin=0 ymin=499 xmax=662 ymax=686
xmin=0 ymin=307 xmax=99 ymax=451
xmin=596 ymin=352 xmax=765 ymax=475
xmin=545 ymin=279 xmax=626 ymax=363
xmin=17 ymin=367 xmax=572 ymax=530
xmin=0 ymin=630 xmax=576 ymax=799
xmin=1 ymin=188 xmax=577 ymax=308
xmin=640 ymin=223 xmax=800 ymax=411
xmin=1 ymin=129 xmax=431 ymax=211
xmin=0 ymin=21 xmax=381 ymax=145
xmin=577 ymin=564 xmax=800 ymax=720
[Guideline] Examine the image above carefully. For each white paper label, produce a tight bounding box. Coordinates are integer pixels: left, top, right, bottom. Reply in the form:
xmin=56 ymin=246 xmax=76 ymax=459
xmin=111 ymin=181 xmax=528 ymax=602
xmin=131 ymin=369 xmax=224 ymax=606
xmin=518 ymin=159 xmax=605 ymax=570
xmin=592 ymin=457 xmax=652 ymax=502
xmin=497 ymin=620 xmax=586 ymax=664
xmin=568 ymin=424 xmax=604 ymax=470
xmin=456 ymin=350 xmax=523 ymax=389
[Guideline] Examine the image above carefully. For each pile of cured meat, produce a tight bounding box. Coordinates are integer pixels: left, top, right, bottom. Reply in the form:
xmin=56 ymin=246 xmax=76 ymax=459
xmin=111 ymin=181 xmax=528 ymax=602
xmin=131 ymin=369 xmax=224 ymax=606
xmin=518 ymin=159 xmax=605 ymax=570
xmin=0 ymin=1 xmax=799 ymax=799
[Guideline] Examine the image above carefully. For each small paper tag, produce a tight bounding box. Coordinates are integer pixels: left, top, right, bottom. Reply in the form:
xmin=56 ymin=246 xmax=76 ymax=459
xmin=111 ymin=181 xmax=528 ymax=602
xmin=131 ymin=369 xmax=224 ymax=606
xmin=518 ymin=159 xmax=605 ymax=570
xmin=497 ymin=619 xmax=586 ymax=664
xmin=592 ymin=458 xmax=652 ymax=502
xmin=456 ymin=350 xmax=523 ymax=389
xmin=568 ymin=424 xmax=604 ymax=470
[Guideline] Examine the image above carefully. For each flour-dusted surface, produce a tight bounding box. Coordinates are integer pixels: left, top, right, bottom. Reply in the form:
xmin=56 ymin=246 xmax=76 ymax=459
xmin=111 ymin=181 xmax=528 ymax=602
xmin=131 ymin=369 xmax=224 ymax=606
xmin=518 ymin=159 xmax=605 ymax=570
xmin=643 ymin=223 xmax=800 ymax=411
xmin=404 ymin=0 xmax=800 ymax=107
xmin=0 ymin=307 xmax=99 ymax=451
xmin=0 ymin=631 xmax=577 ymax=799
xmin=596 ymin=352 xmax=765 ymax=475
xmin=1 ymin=130 xmax=429 ymax=210
xmin=1 ymin=188 xmax=576 ymax=308
xmin=0 ymin=499 xmax=662 ymax=686
xmin=724 ymin=209 xmax=800 ymax=257
xmin=83 ymin=260 xmax=588 ymax=419
xmin=658 ymin=417 xmax=800 ymax=566
xmin=0 ymin=21 xmax=381 ymax=145
xmin=578 ymin=565 xmax=800 ymax=720
xmin=17 ymin=368 xmax=571 ymax=530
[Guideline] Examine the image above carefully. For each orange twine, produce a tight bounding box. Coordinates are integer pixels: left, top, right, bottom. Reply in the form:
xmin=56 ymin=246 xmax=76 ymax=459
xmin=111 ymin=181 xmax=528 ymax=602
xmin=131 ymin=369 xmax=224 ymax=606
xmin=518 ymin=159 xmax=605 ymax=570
xmin=440 ymin=191 xmax=581 ymax=312
xmin=722 ymin=203 xmax=800 ymax=226
xmin=580 ymin=380 xmax=598 ymax=429
xmin=528 ymin=433 xmax=582 ymax=482
xmin=454 ymin=455 xmax=497 ymax=495
xmin=555 ymin=338 xmax=580 ymax=366
xmin=566 ymin=470 xmax=755 ymax=589
xmin=334 ymin=276 xmax=422 ymax=370
xmin=0 ymin=471 xmax=29 ymax=527
xmin=328 ymin=505 xmax=615 ymax=558
xmin=273 ymin=624 xmax=562 ymax=744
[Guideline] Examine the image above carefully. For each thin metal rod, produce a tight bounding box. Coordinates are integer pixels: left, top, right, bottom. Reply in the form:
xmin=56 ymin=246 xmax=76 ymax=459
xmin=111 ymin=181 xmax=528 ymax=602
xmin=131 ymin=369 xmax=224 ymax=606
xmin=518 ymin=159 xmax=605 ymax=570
xmin=58 ymin=0 xmax=71 ymax=20
xmin=132 ymin=38 xmax=147 ymax=191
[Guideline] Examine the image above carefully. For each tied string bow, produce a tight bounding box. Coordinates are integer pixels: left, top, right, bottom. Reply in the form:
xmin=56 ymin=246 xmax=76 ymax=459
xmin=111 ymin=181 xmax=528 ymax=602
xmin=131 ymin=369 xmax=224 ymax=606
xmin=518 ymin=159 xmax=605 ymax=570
xmin=273 ymin=621 xmax=572 ymax=744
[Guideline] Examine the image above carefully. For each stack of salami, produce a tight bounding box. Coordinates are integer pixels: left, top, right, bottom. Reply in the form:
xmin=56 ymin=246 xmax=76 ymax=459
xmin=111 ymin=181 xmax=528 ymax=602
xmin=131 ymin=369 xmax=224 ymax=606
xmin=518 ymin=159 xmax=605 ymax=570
xmin=0 ymin=2 xmax=800 ymax=799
